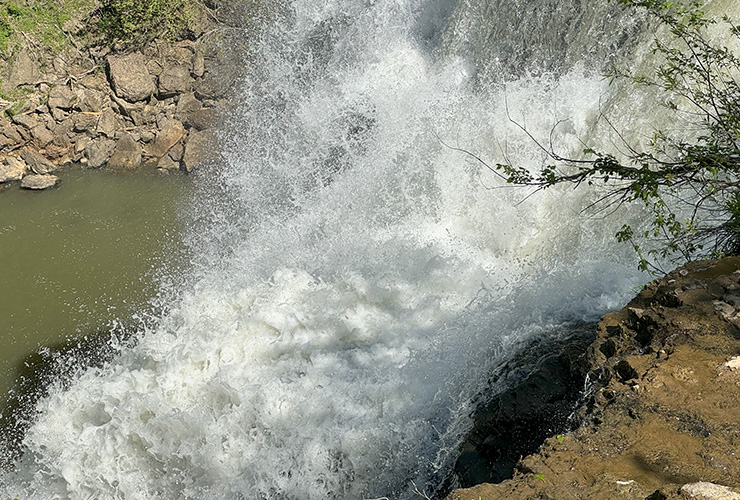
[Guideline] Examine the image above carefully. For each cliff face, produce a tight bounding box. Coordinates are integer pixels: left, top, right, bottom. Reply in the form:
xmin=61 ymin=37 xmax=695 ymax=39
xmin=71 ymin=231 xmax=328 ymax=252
xmin=448 ymin=257 xmax=740 ymax=500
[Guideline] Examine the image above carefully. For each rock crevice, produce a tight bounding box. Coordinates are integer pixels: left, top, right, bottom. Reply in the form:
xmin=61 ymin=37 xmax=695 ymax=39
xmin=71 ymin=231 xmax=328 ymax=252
xmin=448 ymin=257 xmax=740 ymax=500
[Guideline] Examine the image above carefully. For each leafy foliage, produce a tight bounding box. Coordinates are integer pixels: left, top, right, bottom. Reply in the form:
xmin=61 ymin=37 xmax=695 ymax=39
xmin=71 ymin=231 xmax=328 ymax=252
xmin=488 ymin=0 xmax=740 ymax=273
xmin=99 ymin=0 xmax=202 ymax=47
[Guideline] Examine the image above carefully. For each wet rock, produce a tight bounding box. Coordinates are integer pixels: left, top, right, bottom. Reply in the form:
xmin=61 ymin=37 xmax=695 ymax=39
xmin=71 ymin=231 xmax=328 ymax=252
xmin=186 ymin=107 xmax=217 ymax=130
xmin=84 ymin=138 xmax=116 ymax=168
xmin=158 ymin=65 xmax=193 ymax=98
xmin=176 ymin=92 xmax=202 ymax=114
xmin=680 ymin=482 xmax=740 ymax=500
xmin=0 ymin=156 xmax=27 ymax=182
xmin=145 ymin=119 xmax=185 ymax=158
xmin=446 ymin=257 xmax=740 ymax=500
xmin=157 ymin=154 xmax=180 ymax=171
xmin=107 ymin=52 xmax=156 ymax=102
xmin=182 ymin=129 xmax=216 ymax=172
xmin=6 ymin=49 xmax=40 ymax=89
xmin=48 ymin=85 xmax=78 ymax=110
xmin=20 ymin=149 xmax=56 ymax=174
xmin=20 ymin=174 xmax=59 ymax=190
xmin=107 ymin=133 xmax=141 ymax=170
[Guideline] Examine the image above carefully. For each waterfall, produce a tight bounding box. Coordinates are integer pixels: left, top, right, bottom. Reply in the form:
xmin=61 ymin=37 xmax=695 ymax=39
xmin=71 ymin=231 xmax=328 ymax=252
xmin=1 ymin=0 xmax=671 ymax=498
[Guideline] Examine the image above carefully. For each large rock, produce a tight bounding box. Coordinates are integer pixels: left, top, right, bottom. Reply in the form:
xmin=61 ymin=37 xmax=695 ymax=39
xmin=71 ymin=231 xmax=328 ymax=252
xmin=48 ymin=85 xmax=78 ymax=110
xmin=158 ymin=65 xmax=193 ymax=98
xmin=6 ymin=49 xmax=40 ymax=89
xmin=182 ymin=129 xmax=217 ymax=172
xmin=96 ymin=109 xmax=119 ymax=138
xmin=84 ymin=138 xmax=116 ymax=168
xmin=30 ymin=124 xmax=54 ymax=147
xmin=107 ymin=52 xmax=156 ymax=102
xmin=176 ymin=92 xmax=202 ymax=114
xmin=145 ymin=119 xmax=185 ymax=158
xmin=446 ymin=257 xmax=740 ymax=500
xmin=681 ymin=482 xmax=740 ymax=500
xmin=107 ymin=133 xmax=141 ymax=170
xmin=20 ymin=149 xmax=56 ymax=174
xmin=186 ymin=108 xmax=217 ymax=131
xmin=20 ymin=174 xmax=59 ymax=190
xmin=11 ymin=112 xmax=40 ymax=130
xmin=78 ymin=87 xmax=105 ymax=113
xmin=73 ymin=112 xmax=99 ymax=133
xmin=0 ymin=156 xmax=27 ymax=182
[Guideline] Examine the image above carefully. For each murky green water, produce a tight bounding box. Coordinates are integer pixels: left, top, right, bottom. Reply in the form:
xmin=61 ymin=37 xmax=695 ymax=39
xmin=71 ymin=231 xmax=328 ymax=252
xmin=0 ymin=167 xmax=191 ymax=400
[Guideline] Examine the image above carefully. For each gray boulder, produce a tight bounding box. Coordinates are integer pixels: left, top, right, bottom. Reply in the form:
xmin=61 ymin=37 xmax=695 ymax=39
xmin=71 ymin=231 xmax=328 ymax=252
xmin=146 ymin=119 xmax=185 ymax=158
xmin=107 ymin=52 xmax=156 ymax=102
xmin=158 ymin=65 xmax=193 ymax=98
xmin=84 ymin=138 xmax=116 ymax=168
xmin=48 ymin=85 xmax=78 ymax=110
xmin=182 ymin=129 xmax=216 ymax=173
xmin=96 ymin=109 xmax=119 ymax=138
xmin=20 ymin=149 xmax=56 ymax=174
xmin=6 ymin=49 xmax=40 ymax=89
xmin=21 ymin=174 xmax=59 ymax=190
xmin=107 ymin=133 xmax=141 ymax=170
xmin=0 ymin=156 xmax=28 ymax=182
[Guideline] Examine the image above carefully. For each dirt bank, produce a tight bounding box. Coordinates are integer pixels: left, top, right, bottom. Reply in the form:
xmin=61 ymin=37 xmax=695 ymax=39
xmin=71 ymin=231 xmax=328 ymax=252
xmin=448 ymin=257 xmax=740 ymax=500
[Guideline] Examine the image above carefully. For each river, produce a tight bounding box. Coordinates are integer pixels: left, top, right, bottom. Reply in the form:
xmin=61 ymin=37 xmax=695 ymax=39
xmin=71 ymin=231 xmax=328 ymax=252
xmin=0 ymin=0 xmax=689 ymax=498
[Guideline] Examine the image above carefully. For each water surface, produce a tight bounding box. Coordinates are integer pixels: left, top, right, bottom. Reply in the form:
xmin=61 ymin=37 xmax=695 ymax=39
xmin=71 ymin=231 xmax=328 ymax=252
xmin=0 ymin=167 xmax=190 ymax=399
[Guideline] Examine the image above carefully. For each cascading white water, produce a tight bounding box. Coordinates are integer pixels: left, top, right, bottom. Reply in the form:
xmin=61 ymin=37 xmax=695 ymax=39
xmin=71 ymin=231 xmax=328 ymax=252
xmin=1 ymin=1 xmax=665 ymax=499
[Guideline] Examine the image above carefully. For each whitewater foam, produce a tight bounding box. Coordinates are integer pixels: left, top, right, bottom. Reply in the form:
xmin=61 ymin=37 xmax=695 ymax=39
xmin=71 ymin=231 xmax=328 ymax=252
xmin=1 ymin=0 xmax=651 ymax=498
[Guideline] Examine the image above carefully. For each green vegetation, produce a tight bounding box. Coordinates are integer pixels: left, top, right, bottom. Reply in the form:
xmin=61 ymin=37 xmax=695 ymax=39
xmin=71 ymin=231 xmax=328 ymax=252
xmin=484 ymin=0 xmax=740 ymax=273
xmin=0 ymin=0 xmax=96 ymax=54
xmin=98 ymin=0 xmax=203 ymax=46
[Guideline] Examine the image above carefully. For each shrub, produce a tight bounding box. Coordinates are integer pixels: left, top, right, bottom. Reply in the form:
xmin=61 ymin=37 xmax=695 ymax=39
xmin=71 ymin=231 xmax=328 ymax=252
xmin=99 ymin=0 xmax=202 ymax=46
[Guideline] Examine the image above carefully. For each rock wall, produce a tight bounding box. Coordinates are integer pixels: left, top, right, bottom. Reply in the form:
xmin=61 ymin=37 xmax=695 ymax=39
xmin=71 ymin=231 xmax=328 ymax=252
xmin=448 ymin=257 xmax=740 ymax=500
xmin=0 ymin=24 xmax=238 ymax=190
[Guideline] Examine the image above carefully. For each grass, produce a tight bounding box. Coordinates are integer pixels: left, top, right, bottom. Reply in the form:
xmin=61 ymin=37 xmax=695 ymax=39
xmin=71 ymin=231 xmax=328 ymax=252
xmin=0 ymin=0 xmax=98 ymax=55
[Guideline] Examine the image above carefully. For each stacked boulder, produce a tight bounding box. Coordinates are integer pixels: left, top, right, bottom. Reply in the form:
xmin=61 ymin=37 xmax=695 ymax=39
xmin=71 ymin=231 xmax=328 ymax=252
xmin=0 ymin=41 xmax=224 ymax=190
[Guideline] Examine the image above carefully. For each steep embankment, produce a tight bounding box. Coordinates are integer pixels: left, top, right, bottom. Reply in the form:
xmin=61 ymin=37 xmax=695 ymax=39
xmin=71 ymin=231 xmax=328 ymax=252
xmin=449 ymin=257 xmax=740 ymax=500
xmin=0 ymin=0 xmax=251 ymax=189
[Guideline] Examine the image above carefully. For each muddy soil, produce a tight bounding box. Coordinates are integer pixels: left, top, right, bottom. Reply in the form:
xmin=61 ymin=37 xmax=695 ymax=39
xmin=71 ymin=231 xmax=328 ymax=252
xmin=447 ymin=257 xmax=740 ymax=500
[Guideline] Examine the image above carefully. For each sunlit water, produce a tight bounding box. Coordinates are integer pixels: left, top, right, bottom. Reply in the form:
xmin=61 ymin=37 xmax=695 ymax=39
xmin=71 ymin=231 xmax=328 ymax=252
xmin=0 ymin=0 xmax=687 ymax=498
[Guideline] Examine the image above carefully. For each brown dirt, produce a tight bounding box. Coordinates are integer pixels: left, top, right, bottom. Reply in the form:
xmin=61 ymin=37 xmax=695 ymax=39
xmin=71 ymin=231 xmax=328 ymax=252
xmin=447 ymin=257 xmax=740 ymax=500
